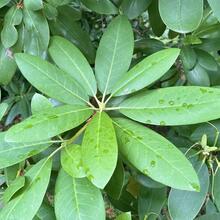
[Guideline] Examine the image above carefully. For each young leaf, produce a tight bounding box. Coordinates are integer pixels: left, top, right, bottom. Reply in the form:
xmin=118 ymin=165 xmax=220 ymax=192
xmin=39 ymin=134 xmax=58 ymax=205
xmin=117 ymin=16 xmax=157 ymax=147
xmin=61 ymin=144 xmax=86 ymax=178
xmin=5 ymin=105 xmax=93 ymax=143
xmin=3 ymin=176 xmax=25 ymax=204
xmin=0 ymin=132 xmax=51 ymax=169
xmin=95 ymin=15 xmax=134 ymax=96
xmin=55 ymin=169 xmax=105 ymax=220
xmin=112 ymin=48 xmax=180 ymax=96
xmin=118 ymin=86 xmax=220 ymax=126
xmin=49 ymin=36 xmax=97 ymax=96
xmin=82 ymin=112 xmax=118 ymax=189
xmin=0 ymin=102 xmax=8 ymax=121
xmin=1 ymin=6 xmax=23 ymax=48
xmin=138 ymin=186 xmax=166 ymax=220
xmin=159 ymin=0 xmax=203 ymax=33
xmin=81 ymin=0 xmax=118 ymax=14
xmin=113 ymin=118 xmax=200 ymax=191
xmin=168 ymin=162 xmax=209 ymax=220
xmin=116 ymin=212 xmax=132 ymax=220
xmin=0 ymin=159 xmax=52 ymax=220
xmin=15 ymin=53 xmax=89 ymax=105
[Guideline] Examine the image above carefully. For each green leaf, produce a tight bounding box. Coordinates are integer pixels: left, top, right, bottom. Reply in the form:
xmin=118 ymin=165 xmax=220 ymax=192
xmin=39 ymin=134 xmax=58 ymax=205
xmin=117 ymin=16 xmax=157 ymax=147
xmin=112 ymin=48 xmax=180 ymax=96
xmin=0 ymin=102 xmax=8 ymax=121
xmin=55 ymin=169 xmax=105 ymax=220
xmin=95 ymin=15 xmax=134 ymax=96
xmin=49 ymin=36 xmax=97 ymax=96
xmin=5 ymin=105 xmax=93 ymax=143
xmin=159 ymin=0 xmax=203 ymax=33
xmin=61 ymin=144 xmax=86 ymax=178
xmin=3 ymin=176 xmax=25 ymax=204
xmin=120 ymin=0 xmax=152 ymax=19
xmin=0 ymin=132 xmax=51 ymax=169
xmin=33 ymin=202 xmax=56 ymax=220
xmin=23 ymin=9 xmax=49 ymax=56
xmin=138 ymin=186 xmax=166 ymax=220
xmin=213 ymin=169 xmax=220 ymax=210
xmin=196 ymin=213 xmax=220 ymax=220
xmin=208 ymin=0 xmax=220 ymax=22
xmin=24 ymin=0 xmax=43 ymax=10
xmin=81 ymin=0 xmax=118 ymax=14
xmin=31 ymin=93 xmax=53 ymax=115
xmin=15 ymin=53 xmax=89 ymax=105
xmin=168 ymin=161 xmax=209 ymax=220
xmin=0 ymin=0 xmax=10 ymax=8
xmin=181 ymin=46 xmax=197 ymax=70
xmin=113 ymin=118 xmax=199 ymax=191
xmin=1 ymin=6 xmax=23 ymax=48
xmin=118 ymin=86 xmax=220 ymax=126
xmin=0 ymin=159 xmax=52 ymax=220
xmin=116 ymin=212 xmax=132 ymax=220
xmin=105 ymin=159 xmax=125 ymax=199
xmin=82 ymin=112 xmax=118 ymax=189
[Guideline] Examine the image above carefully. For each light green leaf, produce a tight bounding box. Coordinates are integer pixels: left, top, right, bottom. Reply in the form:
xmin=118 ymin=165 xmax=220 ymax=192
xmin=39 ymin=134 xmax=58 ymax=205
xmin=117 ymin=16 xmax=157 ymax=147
xmin=31 ymin=93 xmax=53 ymax=115
xmin=55 ymin=169 xmax=105 ymax=220
xmin=82 ymin=112 xmax=118 ymax=189
xmin=5 ymin=105 xmax=92 ymax=143
xmin=138 ymin=186 xmax=166 ymax=220
xmin=113 ymin=118 xmax=200 ymax=191
xmin=24 ymin=0 xmax=43 ymax=10
xmin=49 ymin=36 xmax=97 ymax=96
xmin=0 ymin=159 xmax=52 ymax=220
xmin=208 ymin=0 xmax=220 ymax=22
xmin=0 ymin=102 xmax=8 ymax=121
xmin=159 ymin=0 xmax=203 ymax=33
xmin=120 ymin=0 xmax=152 ymax=19
xmin=3 ymin=176 xmax=25 ymax=204
xmin=116 ymin=212 xmax=132 ymax=220
xmin=0 ymin=0 xmax=10 ymax=8
xmin=61 ymin=144 xmax=86 ymax=178
xmin=168 ymin=161 xmax=209 ymax=220
xmin=1 ymin=6 xmax=23 ymax=48
xmin=23 ymin=9 xmax=49 ymax=56
xmin=112 ymin=48 xmax=180 ymax=96
xmin=118 ymin=86 xmax=220 ymax=126
xmin=95 ymin=15 xmax=134 ymax=96
xmin=0 ymin=132 xmax=51 ymax=169
xmin=81 ymin=0 xmax=118 ymax=14
xmin=15 ymin=53 xmax=89 ymax=105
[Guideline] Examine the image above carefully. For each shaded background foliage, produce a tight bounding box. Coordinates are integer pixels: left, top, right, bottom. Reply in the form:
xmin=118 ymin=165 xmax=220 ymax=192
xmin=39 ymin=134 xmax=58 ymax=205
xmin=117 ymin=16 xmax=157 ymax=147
xmin=1 ymin=0 xmax=220 ymax=219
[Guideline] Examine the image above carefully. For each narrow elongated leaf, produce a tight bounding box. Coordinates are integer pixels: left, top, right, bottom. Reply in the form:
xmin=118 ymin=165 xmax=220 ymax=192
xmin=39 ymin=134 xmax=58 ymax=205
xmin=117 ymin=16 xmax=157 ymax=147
xmin=138 ymin=186 xmax=166 ymax=220
xmin=0 ymin=132 xmax=51 ymax=169
xmin=95 ymin=15 xmax=134 ymax=96
xmin=5 ymin=105 xmax=93 ymax=143
xmin=0 ymin=102 xmax=8 ymax=120
xmin=3 ymin=176 xmax=25 ymax=203
xmin=81 ymin=0 xmax=118 ymax=14
xmin=23 ymin=9 xmax=49 ymax=56
xmin=49 ymin=36 xmax=97 ymax=96
xmin=15 ymin=53 xmax=89 ymax=105
xmin=168 ymin=161 xmax=209 ymax=220
xmin=61 ymin=144 xmax=86 ymax=178
xmin=112 ymin=48 xmax=180 ymax=96
xmin=113 ymin=118 xmax=199 ymax=191
xmin=55 ymin=169 xmax=105 ymax=220
xmin=208 ymin=0 xmax=220 ymax=22
xmin=0 ymin=159 xmax=52 ymax=220
xmin=1 ymin=6 xmax=23 ymax=48
xmin=159 ymin=0 xmax=203 ymax=33
xmin=118 ymin=86 xmax=220 ymax=126
xmin=82 ymin=112 xmax=118 ymax=189
xmin=120 ymin=0 xmax=152 ymax=19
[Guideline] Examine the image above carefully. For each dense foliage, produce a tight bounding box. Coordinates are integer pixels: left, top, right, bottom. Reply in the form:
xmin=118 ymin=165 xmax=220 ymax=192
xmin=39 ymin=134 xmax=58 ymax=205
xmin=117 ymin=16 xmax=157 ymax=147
xmin=1 ymin=0 xmax=220 ymax=219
